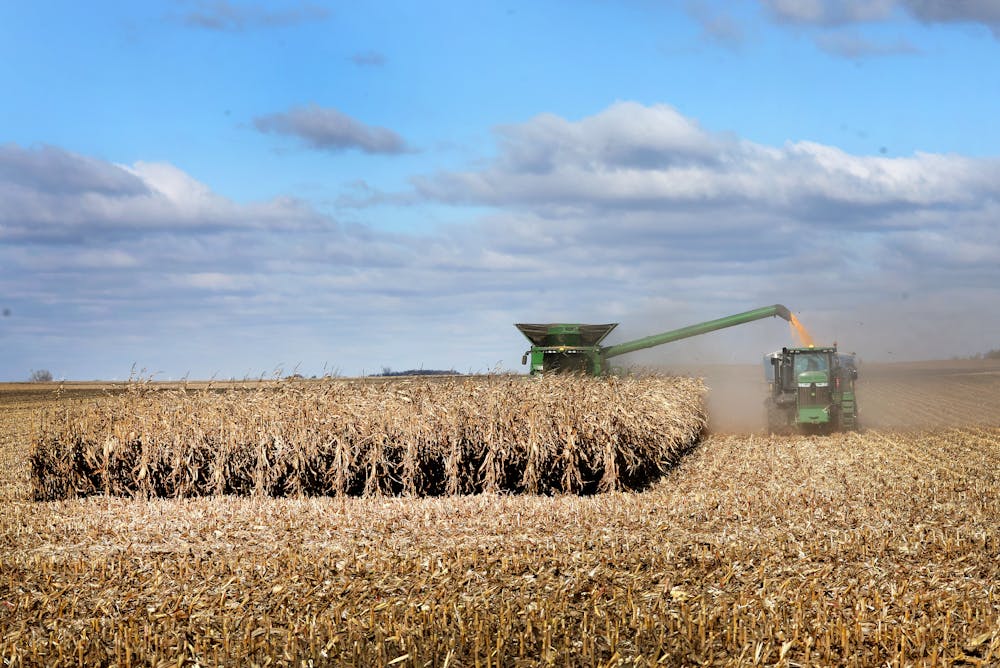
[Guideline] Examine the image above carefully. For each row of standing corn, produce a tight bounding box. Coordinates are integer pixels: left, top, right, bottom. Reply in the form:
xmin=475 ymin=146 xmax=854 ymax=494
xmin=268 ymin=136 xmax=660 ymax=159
xmin=30 ymin=375 xmax=707 ymax=500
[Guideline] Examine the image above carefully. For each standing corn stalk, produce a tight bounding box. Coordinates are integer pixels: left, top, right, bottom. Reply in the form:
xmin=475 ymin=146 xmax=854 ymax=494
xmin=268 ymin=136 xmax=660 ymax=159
xmin=30 ymin=375 xmax=707 ymax=500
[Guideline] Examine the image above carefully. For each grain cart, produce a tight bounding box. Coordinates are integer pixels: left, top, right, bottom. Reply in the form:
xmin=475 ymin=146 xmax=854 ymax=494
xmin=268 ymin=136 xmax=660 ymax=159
xmin=517 ymin=304 xmax=792 ymax=376
xmin=764 ymin=345 xmax=858 ymax=433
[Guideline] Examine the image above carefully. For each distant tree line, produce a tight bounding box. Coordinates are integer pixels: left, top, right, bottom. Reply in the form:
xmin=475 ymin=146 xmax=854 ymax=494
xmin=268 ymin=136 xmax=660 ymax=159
xmin=377 ymin=367 xmax=461 ymax=377
xmin=959 ymin=349 xmax=1000 ymax=360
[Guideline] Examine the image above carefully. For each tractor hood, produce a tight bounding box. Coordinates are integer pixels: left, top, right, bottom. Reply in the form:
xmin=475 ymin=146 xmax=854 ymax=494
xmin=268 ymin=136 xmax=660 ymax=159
xmin=797 ymin=370 xmax=829 ymax=386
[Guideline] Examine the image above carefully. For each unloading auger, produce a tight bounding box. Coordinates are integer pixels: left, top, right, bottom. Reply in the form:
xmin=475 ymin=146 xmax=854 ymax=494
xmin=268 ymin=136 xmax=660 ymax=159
xmin=517 ymin=304 xmax=793 ymax=375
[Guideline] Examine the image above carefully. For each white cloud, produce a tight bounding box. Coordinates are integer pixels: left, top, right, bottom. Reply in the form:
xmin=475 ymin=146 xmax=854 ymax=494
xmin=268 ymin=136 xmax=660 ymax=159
xmin=3 ymin=99 xmax=1000 ymax=379
xmin=902 ymin=0 xmax=1000 ymax=34
xmin=686 ymin=4 xmax=746 ymax=48
xmin=414 ymin=102 xmax=1000 ymax=222
xmin=814 ymin=31 xmax=920 ymax=58
xmin=74 ymin=249 xmax=141 ymax=269
xmin=172 ymin=272 xmax=256 ymax=291
xmin=254 ymin=105 xmax=411 ymax=155
xmin=0 ymin=145 xmax=324 ymax=240
xmin=179 ymin=1 xmax=329 ymax=31
xmin=761 ymin=0 xmax=896 ymax=26
xmin=760 ymin=0 xmax=1000 ymax=36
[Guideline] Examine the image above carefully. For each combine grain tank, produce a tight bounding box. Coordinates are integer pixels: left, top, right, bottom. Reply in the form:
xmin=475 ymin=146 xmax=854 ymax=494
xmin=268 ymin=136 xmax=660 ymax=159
xmin=517 ymin=304 xmax=792 ymax=376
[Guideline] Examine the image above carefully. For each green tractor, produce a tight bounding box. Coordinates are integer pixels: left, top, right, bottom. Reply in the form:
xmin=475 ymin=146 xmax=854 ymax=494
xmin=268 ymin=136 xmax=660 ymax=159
xmin=517 ymin=304 xmax=793 ymax=375
xmin=764 ymin=345 xmax=859 ymax=434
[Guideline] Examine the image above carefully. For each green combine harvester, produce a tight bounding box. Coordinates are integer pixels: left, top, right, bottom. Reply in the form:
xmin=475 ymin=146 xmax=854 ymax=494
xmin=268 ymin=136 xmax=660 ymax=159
xmin=517 ymin=304 xmax=793 ymax=376
xmin=764 ymin=345 xmax=859 ymax=433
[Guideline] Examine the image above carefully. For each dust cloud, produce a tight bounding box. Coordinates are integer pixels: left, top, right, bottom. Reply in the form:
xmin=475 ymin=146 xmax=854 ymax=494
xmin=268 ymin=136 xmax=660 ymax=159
xmin=660 ymin=359 xmax=1000 ymax=434
xmin=659 ymin=363 xmax=769 ymax=434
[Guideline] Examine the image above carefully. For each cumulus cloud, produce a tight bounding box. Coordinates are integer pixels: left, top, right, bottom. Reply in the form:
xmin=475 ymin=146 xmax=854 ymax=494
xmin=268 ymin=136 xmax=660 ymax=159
xmin=0 ymin=145 xmax=323 ymax=242
xmin=413 ymin=102 xmax=1000 ymax=223
xmin=685 ymin=3 xmax=746 ymax=48
xmin=0 ymin=143 xmax=439 ymax=378
xmin=4 ymin=101 xmax=1000 ymax=378
xmin=904 ymin=0 xmax=1000 ymax=31
xmin=761 ymin=0 xmax=896 ymax=26
xmin=0 ymin=143 xmax=148 ymax=196
xmin=404 ymin=101 xmax=1000 ymax=362
xmin=179 ymin=0 xmax=329 ymax=31
xmin=254 ymin=104 xmax=411 ymax=154
xmin=814 ymin=32 xmax=919 ymax=57
xmin=760 ymin=0 xmax=1000 ymax=36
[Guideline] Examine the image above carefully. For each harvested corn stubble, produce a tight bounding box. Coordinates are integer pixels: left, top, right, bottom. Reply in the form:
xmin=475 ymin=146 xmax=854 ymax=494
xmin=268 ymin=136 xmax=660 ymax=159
xmin=30 ymin=375 xmax=707 ymax=500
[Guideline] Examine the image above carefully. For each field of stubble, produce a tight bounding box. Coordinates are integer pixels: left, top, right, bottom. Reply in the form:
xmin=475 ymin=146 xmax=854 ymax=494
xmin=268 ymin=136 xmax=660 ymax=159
xmin=1 ymin=362 xmax=999 ymax=666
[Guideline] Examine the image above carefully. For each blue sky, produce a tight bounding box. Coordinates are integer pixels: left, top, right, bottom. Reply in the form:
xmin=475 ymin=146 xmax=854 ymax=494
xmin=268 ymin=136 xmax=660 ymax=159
xmin=2 ymin=0 xmax=999 ymax=379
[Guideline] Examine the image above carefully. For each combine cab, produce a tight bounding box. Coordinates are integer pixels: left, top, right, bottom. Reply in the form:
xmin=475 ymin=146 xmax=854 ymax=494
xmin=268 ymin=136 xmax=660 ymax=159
xmin=765 ymin=345 xmax=858 ymax=433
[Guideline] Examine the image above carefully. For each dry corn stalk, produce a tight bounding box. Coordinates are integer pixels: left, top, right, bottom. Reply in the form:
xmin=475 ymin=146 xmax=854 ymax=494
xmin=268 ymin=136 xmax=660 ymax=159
xmin=30 ymin=375 xmax=707 ymax=500
xmin=4 ymin=374 xmax=1000 ymax=666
